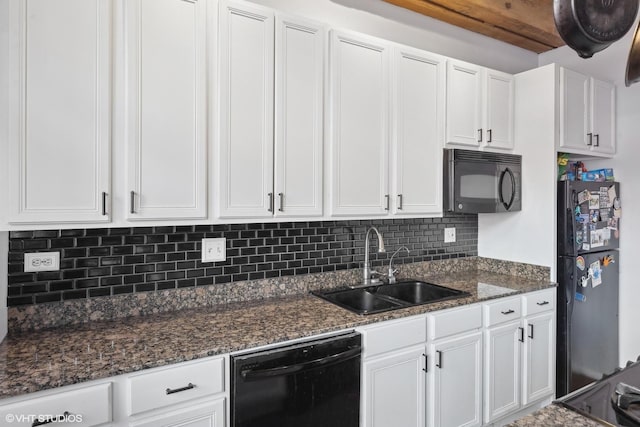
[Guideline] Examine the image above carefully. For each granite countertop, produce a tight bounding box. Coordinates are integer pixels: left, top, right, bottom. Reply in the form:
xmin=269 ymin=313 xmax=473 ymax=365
xmin=507 ymin=403 xmax=602 ymax=426
xmin=0 ymin=269 xmax=554 ymax=399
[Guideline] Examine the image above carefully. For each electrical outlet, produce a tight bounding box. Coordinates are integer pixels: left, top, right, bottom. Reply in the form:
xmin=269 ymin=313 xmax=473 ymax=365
xmin=24 ymin=252 xmax=60 ymax=272
xmin=444 ymin=227 xmax=456 ymax=243
xmin=202 ymin=238 xmax=226 ymax=263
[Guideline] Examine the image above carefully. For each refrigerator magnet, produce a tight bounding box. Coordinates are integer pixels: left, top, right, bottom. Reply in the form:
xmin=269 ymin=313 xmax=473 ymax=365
xmin=599 ymin=187 xmax=610 ymax=208
xmin=580 ymin=275 xmax=590 ymax=287
xmin=589 ymin=193 xmax=600 ymax=210
xmin=590 ymin=210 xmax=599 ymax=223
xmin=608 ymin=185 xmax=617 ymax=202
xmin=578 ymin=189 xmax=590 ymax=204
xmin=582 ymin=243 xmax=591 ymax=251
xmin=613 ymin=197 xmax=621 ymax=218
xmin=591 ymin=262 xmax=602 ymax=287
xmin=576 ymin=256 xmax=586 ymax=270
xmin=575 ymin=292 xmax=586 ymax=302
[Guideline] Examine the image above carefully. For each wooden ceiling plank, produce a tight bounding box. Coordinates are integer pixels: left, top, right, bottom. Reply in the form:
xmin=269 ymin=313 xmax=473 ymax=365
xmin=383 ymin=0 xmax=555 ymax=53
xmin=426 ymin=0 xmax=564 ymax=47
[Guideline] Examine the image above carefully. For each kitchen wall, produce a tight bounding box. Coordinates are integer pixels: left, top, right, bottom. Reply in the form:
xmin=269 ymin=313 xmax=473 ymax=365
xmin=248 ymin=0 xmax=538 ymax=73
xmin=477 ymin=65 xmax=558 ymax=281
xmin=6 ymin=215 xmax=477 ymax=307
xmin=539 ymin=28 xmax=640 ymax=365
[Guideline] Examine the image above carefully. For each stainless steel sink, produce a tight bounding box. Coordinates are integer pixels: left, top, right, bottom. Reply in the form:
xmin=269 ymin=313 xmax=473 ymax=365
xmin=313 ymin=280 xmax=470 ymax=315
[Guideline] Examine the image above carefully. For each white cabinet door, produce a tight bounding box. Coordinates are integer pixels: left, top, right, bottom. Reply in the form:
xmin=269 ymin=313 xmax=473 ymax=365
xmin=484 ymin=69 xmax=514 ymax=150
xmin=274 ymin=15 xmax=325 ymax=217
xmin=8 ymin=0 xmax=111 ymax=224
xmin=446 ymin=61 xmax=483 ymax=148
xmin=429 ymin=331 xmax=483 ymax=427
xmin=218 ymin=1 xmax=274 ymax=218
xmin=328 ymin=30 xmax=390 ymax=216
xmin=130 ymin=399 xmax=225 ymax=427
xmin=392 ymin=46 xmax=444 ymax=215
xmin=125 ymin=0 xmax=207 ymax=220
xmin=522 ymin=312 xmax=555 ymax=405
xmin=484 ymin=321 xmax=521 ymax=423
xmin=590 ymin=78 xmax=616 ymax=155
xmin=559 ymin=67 xmax=590 ymax=152
xmin=362 ymin=345 xmax=426 ymax=427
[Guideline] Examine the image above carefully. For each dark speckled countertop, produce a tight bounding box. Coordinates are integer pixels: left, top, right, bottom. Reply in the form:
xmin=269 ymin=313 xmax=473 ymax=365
xmin=0 ymin=268 xmax=554 ymax=399
xmin=507 ymin=403 xmax=601 ymax=426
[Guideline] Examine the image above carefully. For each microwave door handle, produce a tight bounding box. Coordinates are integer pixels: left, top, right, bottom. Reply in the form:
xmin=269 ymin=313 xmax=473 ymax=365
xmin=498 ymin=169 xmax=507 ymax=207
xmin=498 ymin=168 xmax=516 ymax=210
xmin=503 ymin=167 xmax=516 ymax=210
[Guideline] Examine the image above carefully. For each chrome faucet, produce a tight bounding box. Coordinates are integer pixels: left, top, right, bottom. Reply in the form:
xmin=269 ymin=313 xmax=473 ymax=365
xmin=362 ymin=227 xmax=386 ymax=284
xmin=387 ymin=246 xmax=410 ymax=284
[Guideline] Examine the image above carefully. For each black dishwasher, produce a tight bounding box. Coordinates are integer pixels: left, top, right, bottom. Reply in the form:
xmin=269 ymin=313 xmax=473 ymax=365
xmin=231 ymin=331 xmax=361 ymax=427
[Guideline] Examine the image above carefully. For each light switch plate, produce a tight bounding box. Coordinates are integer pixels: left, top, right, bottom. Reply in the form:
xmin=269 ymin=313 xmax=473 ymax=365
xmin=24 ymin=252 xmax=60 ymax=272
xmin=444 ymin=227 xmax=456 ymax=243
xmin=202 ymin=238 xmax=226 ymax=263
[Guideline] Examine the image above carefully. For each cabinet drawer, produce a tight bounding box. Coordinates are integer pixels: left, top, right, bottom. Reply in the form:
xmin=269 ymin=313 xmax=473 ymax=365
xmin=128 ymin=357 xmax=225 ymax=416
xmin=360 ymin=315 xmax=427 ymax=358
xmin=524 ymin=288 xmax=556 ymax=316
xmin=485 ymin=296 xmax=522 ymax=327
xmin=0 ymin=383 xmax=111 ymax=427
xmin=428 ymin=304 xmax=482 ymax=340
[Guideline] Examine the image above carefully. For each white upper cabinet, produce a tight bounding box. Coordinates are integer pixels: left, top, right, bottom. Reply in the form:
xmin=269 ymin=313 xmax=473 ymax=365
xmin=590 ymin=77 xmax=616 ymax=155
xmin=392 ymin=47 xmax=445 ymax=216
xmin=446 ymin=60 xmax=514 ymax=151
xmin=484 ymin=69 xmax=515 ymax=150
xmin=328 ymin=30 xmax=390 ymax=217
xmin=8 ymin=0 xmax=112 ymax=224
xmin=125 ymin=0 xmax=208 ymax=220
xmin=217 ymin=2 xmax=324 ymax=219
xmin=218 ymin=1 xmax=275 ymax=218
xmin=446 ymin=61 xmax=483 ymax=148
xmin=559 ymin=67 xmax=590 ymax=152
xmin=274 ymin=15 xmax=325 ymax=217
xmin=559 ymin=67 xmax=616 ymax=157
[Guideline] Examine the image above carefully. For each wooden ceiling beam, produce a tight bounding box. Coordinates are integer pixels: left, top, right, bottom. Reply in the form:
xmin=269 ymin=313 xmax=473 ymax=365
xmin=382 ymin=0 xmax=564 ymax=53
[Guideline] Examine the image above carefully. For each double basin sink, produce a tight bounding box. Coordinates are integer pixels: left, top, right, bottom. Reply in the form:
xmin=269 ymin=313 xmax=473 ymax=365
xmin=313 ymin=280 xmax=470 ymax=315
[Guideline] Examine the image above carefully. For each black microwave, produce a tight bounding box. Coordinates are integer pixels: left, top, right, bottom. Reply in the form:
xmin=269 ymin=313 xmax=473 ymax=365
xmin=443 ymin=149 xmax=521 ymax=214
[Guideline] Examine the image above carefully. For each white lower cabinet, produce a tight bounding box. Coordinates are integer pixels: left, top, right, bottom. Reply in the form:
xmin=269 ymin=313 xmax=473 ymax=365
xmin=359 ymin=315 xmax=427 ymax=427
xmin=363 ymin=345 xmax=426 ymax=427
xmin=428 ymin=330 xmax=483 ymax=427
xmin=522 ymin=311 xmax=555 ymax=405
xmin=484 ymin=321 xmax=522 ymax=422
xmin=484 ymin=289 xmax=556 ymax=425
xmin=130 ymin=399 xmax=225 ymax=427
xmin=360 ymin=289 xmax=555 ymax=427
xmin=0 ymin=383 xmax=112 ymax=427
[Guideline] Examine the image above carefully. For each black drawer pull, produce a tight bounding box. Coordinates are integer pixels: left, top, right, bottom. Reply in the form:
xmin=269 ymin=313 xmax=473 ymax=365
xmin=536 ymin=301 xmax=549 ymax=306
xmin=501 ymin=309 xmax=515 ymax=315
xmin=166 ymin=383 xmax=195 ymax=395
xmin=32 ymin=412 xmax=70 ymax=427
xmin=518 ymin=327 xmax=525 ymax=343
xmin=436 ymin=350 xmax=443 ymax=368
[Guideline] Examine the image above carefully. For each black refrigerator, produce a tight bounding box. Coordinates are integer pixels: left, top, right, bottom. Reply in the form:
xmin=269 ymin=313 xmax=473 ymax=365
xmin=557 ymin=181 xmax=620 ymax=397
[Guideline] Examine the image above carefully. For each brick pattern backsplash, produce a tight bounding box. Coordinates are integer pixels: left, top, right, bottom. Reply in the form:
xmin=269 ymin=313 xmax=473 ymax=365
xmin=6 ymin=215 xmax=477 ymax=306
